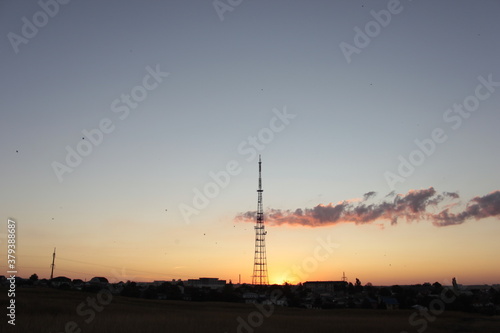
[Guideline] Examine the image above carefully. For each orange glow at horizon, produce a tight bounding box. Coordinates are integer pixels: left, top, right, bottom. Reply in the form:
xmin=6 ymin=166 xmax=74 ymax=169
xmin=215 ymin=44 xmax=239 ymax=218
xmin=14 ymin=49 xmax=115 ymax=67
xmin=10 ymin=214 xmax=500 ymax=287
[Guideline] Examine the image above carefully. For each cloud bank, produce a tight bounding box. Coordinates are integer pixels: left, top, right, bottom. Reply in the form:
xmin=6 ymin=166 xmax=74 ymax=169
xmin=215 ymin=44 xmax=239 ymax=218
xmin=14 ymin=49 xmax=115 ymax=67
xmin=235 ymin=188 xmax=500 ymax=228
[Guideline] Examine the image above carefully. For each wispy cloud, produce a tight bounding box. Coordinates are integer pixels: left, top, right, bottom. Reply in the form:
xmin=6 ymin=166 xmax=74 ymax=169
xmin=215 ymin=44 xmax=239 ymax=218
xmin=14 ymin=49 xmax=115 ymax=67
xmin=235 ymin=188 xmax=500 ymax=228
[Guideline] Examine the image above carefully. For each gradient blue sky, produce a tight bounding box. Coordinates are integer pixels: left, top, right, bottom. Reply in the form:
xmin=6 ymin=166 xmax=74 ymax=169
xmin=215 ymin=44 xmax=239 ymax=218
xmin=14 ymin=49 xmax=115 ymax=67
xmin=1 ymin=0 xmax=499 ymax=285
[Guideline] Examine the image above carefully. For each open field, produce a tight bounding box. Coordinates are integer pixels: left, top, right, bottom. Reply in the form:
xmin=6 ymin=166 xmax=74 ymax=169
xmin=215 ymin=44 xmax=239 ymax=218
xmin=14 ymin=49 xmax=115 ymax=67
xmin=2 ymin=288 xmax=500 ymax=333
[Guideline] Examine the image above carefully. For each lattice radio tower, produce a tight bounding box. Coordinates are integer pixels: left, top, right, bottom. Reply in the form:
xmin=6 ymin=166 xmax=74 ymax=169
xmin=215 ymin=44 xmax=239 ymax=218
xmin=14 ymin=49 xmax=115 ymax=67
xmin=252 ymin=155 xmax=269 ymax=285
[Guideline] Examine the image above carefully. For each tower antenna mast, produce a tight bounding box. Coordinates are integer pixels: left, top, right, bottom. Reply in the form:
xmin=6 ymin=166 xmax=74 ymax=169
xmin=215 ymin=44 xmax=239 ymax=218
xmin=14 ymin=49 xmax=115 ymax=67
xmin=252 ymin=155 xmax=269 ymax=285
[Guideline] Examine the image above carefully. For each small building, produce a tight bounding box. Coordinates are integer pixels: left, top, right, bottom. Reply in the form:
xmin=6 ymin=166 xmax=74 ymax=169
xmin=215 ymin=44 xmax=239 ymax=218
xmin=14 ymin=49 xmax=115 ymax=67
xmin=185 ymin=277 xmax=226 ymax=289
xmin=304 ymin=281 xmax=347 ymax=294
xmin=152 ymin=280 xmax=170 ymax=287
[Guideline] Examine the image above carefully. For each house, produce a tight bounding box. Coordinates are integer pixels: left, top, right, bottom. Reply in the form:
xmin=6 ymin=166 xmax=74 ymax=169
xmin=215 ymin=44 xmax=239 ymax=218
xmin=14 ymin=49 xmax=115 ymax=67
xmin=242 ymin=292 xmax=259 ymax=304
xmin=51 ymin=276 xmax=72 ymax=288
xmin=380 ymin=297 xmax=399 ymax=310
xmin=276 ymin=298 xmax=288 ymax=306
xmin=36 ymin=278 xmax=49 ymax=287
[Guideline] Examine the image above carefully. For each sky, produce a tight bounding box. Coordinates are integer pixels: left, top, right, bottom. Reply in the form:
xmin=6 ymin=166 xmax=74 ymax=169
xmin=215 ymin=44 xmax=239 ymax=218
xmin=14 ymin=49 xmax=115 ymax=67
xmin=1 ymin=0 xmax=499 ymax=286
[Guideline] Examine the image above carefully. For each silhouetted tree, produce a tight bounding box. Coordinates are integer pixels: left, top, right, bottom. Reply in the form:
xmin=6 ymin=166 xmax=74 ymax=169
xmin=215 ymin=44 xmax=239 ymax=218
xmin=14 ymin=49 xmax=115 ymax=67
xmin=222 ymin=281 xmax=238 ymax=302
xmin=379 ymin=287 xmax=392 ymax=297
xmin=295 ymin=283 xmax=307 ymax=299
xmin=143 ymin=286 xmax=158 ymax=299
xmin=490 ymin=288 xmax=500 ymax=305
xmin=168 ymin=284 xmax=183 ymax=300
xmin=347 ymin=282 xmax=355 ymax=294
xmin=157 ymin=282 xmax=183 ymax=300
xmin=29 ymin=274 xmax=38 ymax=282
xmin=354 ymin=278 xmax=363 ymax=293
xmin=449 ymin=293 xmax=474 ymax=312
xmin=432 ymin=282 xmax=443 ymax=294
xmin=121 ymin=281 xmax=141 ymax=298
xmin=391 ymin=285 xmax=403 ymax=294
xmin=282 ymin=282 xmax=293 ymax=297
xmin=364 ymin=282 xmax=374 ymax=294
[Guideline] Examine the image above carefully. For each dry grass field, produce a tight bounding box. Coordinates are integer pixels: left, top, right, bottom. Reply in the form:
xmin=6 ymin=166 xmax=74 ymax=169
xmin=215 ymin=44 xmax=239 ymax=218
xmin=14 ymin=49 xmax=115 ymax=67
xmin=2 ymin=287 xmax=499 ymax=333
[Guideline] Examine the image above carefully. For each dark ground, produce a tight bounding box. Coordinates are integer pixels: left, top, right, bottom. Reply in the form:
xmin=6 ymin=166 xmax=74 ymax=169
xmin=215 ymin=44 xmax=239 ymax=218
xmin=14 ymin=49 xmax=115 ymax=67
xmin=1 ymin=287 xmax=499 ymax=333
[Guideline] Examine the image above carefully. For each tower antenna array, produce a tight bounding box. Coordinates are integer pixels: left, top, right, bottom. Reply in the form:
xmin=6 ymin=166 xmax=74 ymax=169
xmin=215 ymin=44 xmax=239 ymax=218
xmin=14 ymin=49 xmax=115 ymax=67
xmin=252 ymin=155 xmax=269 ymax=285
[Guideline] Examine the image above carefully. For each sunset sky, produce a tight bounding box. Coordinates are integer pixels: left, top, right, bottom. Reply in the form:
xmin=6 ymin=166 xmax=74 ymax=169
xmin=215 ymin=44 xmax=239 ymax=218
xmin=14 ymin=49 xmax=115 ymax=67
xmin=1 ymin=0 xmax=499 ymax=286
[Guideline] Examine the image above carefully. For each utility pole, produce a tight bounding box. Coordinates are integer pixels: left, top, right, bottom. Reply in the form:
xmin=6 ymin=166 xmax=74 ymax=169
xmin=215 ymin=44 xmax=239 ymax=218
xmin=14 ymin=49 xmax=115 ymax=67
xmin=50 ymin=248 xmax=56 ymax=280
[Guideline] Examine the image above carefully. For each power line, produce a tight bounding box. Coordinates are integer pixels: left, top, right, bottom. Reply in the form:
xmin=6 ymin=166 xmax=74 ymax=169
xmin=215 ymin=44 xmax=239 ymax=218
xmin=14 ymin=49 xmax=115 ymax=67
xmin=57 ymin=257 xmax=189 ymax=279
